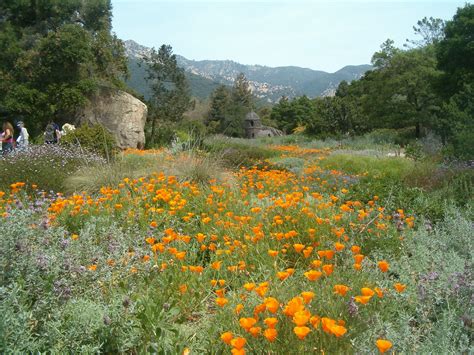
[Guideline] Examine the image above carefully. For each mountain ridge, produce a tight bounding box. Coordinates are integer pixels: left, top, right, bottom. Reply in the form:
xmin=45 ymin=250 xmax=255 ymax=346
xmin=124 ymin=40 xmax=372 ymax=102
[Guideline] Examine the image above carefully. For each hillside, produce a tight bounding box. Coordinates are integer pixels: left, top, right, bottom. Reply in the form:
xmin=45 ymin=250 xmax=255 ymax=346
xmin=124 ymin=40 xmax=371 ymax=102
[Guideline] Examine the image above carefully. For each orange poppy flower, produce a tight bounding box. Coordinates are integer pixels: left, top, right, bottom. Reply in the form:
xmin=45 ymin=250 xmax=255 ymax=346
xmin=175 ymin=251 xmax=186 ymax=260
xmin=334 ymin=284 xmax=350 ymax=296
xmin=330 ymin=324 xmax=347 ymax=337
xmin=378 ymin=260 xmax=389 ymax=273
xmin=145 ymin=237 xmax=156 ymax=245
xmin=255 ymin=282 xmax=269 ymax=297
xmin=220 ymin=331 xmax=233 ymax=344
xmin=353 ymin=263 xmax=362 ymax=270
xmin=268 ymin=250 xmax=279 ymax=257
xmin=215 ymin=288 xmax=226 ymax=297
xmin=301 ymin=247 xmax=313 ymax=258
xmin=293 ymin=326 xmax=311 ymax=340
xmin=293 ymin=310 xmax=311 ymax=326
xmin=264 ymin=317 xmax=278 ymax=328
xmin=179 ymin=284 xmax=187 ymax=294
xmin=293 ymin=244 xmax=305 ymax=253
xmin=235 ymin=304 xmax=244 ymax=314
xmin=249 ymin=326 xmax=261 ymax=338
xmin=354 ymin=296 xmax=372 ymax=305
xmin=230 ymin=337 xmax=246 ymax=350
xmin=264 ymin=328 xmax=277 ymax=342
xmin=376 ymin=339 xmax=393 ymax=353
xmin=211 ymin=261 xmax=222 ymax=270
xmin=334 ymin=242 xmax=345 ymax=251
xmin=216 ymin=297 xmax=228 ymax=307
xmin=374 ymin=287 xmax=384 ymax=298
xmin=322 ymin=264 xmax=334 ymax=276
xmin=361 ymin=288 xmax=375 ymax=297
xmin=394 ymin=283 xmax=406 ymax=293
xmin=277 ymin=271 xmax=290 ymax=281
xmin=254 ymin=303 xmax=266 ymax=316
xmin=310 ymin=315 xmax=321 ymax=328
xmin=354 ymin=254 xmax=365 ymax=264
xmin=264 ymin=297 xmax=280 ymax=313
xmin=301 ymin=291 xmax=315 ymax=304
xmin=239 ymin=317 xmax=257 ymax=331
xmin=243 ymin=283 xmax=256 ymax=291
xmin=351 ymin=245 xmax=361 ymax=254
xmin=283 ymin=297 xmax=305 ymax=317
xmin=304 ymin=270 xmax=323 ymax=281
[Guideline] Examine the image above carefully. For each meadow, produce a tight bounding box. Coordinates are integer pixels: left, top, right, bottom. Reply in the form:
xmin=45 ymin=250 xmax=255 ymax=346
xmin=0 ymin=136 xmax=472 ymax=354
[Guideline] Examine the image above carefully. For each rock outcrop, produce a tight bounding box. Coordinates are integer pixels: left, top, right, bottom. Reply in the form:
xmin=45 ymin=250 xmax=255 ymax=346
xmin=75 ymin=87 xmax=148 ymax=149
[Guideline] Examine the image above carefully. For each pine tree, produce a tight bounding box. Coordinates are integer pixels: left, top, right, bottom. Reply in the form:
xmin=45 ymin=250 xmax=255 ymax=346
xmin=207 ymin=85 xmax=231 ymax=134
xmin=144 ymin=44 xmax=192 ymax=146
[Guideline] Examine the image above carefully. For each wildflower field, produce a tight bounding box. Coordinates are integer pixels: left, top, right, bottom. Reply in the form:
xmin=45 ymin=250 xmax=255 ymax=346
xmin=1 ymin=139 xmax=472 ymax=353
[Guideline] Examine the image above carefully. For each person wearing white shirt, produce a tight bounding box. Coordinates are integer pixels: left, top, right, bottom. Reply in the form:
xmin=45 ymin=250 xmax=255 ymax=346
xmin=16 ymin=121 xmax=29 ymax=149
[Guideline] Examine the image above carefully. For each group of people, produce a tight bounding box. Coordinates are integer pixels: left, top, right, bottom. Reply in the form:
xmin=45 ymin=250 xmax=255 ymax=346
xmin=1 ymin=120 xmax=61 ymax=156
xmin=1 ymin=121 xmax=29 ymax=156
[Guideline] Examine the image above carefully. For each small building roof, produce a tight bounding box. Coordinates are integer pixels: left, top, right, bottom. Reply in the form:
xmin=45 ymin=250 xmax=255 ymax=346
xmin=245 ymin=111 xmax=261 ymax=121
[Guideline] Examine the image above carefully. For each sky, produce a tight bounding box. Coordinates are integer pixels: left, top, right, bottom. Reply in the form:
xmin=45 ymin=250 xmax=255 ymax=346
xmin=111 ymin=0 xmax=466 ymax=72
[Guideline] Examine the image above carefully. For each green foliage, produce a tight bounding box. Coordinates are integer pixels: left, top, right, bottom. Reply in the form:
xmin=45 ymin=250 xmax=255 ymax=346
xmin=144 ymin=44 xmax=192 ymax=146
xmin=436 ymin=4 xmax=474 ymax=97
xmin=433 ymin=4 xmax=474 ymax=160
xmin=0 ymin=0 xmax=128 ymax=135
xmin=406 ymin=17 xmax=446 ymax=48
xmin=271 ymin=96 xmax=313 ymax=134
xmin=205 ymin=74 xmax=254 ymax=137
xmin=61 ymin=124 xmax=117 ymax=159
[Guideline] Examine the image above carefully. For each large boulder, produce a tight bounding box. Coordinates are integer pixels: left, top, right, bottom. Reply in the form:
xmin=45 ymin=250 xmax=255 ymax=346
xmin=75 ymin=87 xmax=148 ymax=149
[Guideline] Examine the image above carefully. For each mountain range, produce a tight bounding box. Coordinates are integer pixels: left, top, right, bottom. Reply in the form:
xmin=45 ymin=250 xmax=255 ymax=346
xmin=124 ymin=40 xmax=372 ymax=103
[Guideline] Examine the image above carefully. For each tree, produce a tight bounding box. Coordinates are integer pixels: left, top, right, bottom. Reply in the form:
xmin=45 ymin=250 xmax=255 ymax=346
xmin=232 ymin=73 xmax=253 ymax=110
xmin=144 ymin=44 xmax=192 ymax=146
xmin=371 ymin=39 xmax=400 ymax=69
xmin=205 ymin=73 xmax=254 ymax=137
xmin=436 ymin=4 xmax=474 ymax=97
xmin=434 ymin=4 xmax=474 ymax=158
xmin=0 ymin=0 xmax=128 ymax=133
xmin=406 ymin=17 xmax=445 ymax=48
xmin=207 ymin=85 xmax=231 ymax=133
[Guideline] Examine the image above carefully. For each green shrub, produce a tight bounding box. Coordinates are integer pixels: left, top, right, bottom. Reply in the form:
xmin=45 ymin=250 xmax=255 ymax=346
xmin=61 ymin=124 xmax=117 ymax=159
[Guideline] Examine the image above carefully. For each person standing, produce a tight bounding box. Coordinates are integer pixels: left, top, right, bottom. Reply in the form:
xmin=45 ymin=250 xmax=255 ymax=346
xmin=1 ymin=121 xmax=15 ymax=156
xmin=16 ymin=121 xmax=29 ymax=149
xmin=44 ymin=120 xmax=61 ymax=144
